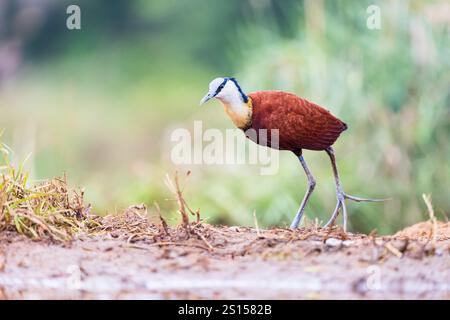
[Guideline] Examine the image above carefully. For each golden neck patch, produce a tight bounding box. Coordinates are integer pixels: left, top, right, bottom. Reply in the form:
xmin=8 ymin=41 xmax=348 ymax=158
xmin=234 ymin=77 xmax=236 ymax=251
xmin=222 ymin=97 xmax=252 ymax=130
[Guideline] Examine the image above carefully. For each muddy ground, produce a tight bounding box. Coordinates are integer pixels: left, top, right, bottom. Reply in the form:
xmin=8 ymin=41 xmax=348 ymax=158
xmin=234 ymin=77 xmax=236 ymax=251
xmin=0 ymin=218 xmax=449 ymax=300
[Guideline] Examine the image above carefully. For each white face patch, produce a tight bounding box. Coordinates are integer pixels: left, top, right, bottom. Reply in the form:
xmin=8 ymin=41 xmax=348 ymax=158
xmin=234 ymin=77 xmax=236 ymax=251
xmin=209 ymin=77 xmax=226 ymax=95
xmin=200 ymin=77 xmax=226 ymax=105
xmin=215 ymin=80 xmax=235 ymax=100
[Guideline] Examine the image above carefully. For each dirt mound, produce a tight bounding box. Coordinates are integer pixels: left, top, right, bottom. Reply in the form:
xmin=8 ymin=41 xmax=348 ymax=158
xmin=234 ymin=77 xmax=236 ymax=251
xmin=395 ymin=221 xmax=450 ymax=240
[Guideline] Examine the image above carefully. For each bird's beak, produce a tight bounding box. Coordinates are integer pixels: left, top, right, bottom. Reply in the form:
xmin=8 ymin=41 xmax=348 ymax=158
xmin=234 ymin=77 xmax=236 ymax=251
xmin=199 ymin=93 xmax=213 ymax=106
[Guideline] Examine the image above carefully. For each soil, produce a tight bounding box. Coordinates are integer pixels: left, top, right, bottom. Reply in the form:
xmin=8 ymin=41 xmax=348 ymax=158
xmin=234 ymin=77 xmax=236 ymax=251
xmin=0 ymin=220 xmax=449 ymax=299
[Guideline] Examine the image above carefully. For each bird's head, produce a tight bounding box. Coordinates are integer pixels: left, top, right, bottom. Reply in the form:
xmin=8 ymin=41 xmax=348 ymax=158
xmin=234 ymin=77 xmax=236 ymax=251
xmin=200 ymin=77 xmax=248 ymax=106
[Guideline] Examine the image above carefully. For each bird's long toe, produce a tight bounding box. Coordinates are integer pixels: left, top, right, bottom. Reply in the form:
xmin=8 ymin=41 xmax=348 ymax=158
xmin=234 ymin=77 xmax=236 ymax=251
xmin=323 ymin=200 xmax=341 ymax=228
xmin=344 ymin=194 xmax=390 ymax=202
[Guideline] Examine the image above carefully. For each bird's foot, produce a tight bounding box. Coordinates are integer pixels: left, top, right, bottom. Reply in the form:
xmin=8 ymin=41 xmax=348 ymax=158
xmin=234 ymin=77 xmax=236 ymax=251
xmin=323 ymin=190 xmax=390 ymax=232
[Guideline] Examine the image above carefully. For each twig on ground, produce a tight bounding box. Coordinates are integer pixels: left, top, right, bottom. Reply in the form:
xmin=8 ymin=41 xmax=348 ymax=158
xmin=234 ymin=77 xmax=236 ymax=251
xmin=253 ymin=210 xmax=264 ymax=239
xmin=154 ymin=202 xmax=169 ymax=236
xmin=124 ymin=241 xmax=212 ymax=251
xmin=165 ymin=171 xmax=201 ymax=230
xmin=384 ymin=242 xmax=403 ymax=258
xmin=422 ymin=194 xmax=437 ymax=247
xmin=192 ymin=229 xmax=214 ymax=251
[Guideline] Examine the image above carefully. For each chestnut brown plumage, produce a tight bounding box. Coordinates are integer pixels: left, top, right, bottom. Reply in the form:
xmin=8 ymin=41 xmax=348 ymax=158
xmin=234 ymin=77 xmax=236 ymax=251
xmin=200 ymin=77 xmax=386 ymax=231
xmin=248 ymin=91 xmax=347 ymax=153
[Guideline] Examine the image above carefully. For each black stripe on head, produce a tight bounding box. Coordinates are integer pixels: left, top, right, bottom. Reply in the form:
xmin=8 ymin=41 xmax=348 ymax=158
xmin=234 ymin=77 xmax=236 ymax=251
xmin=213 ymin=78 xmax=228 ymax=97
xmin=227 ymin=77 xmax=248 ymax=103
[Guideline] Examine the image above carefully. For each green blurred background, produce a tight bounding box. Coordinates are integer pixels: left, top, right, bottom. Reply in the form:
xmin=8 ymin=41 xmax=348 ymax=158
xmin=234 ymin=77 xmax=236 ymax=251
xmin=0 ymin=0 xmax=449 ymax=234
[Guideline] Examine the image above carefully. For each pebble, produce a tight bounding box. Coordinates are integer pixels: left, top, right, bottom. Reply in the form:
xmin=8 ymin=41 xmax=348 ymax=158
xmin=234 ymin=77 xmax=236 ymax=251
xmin=343 ymin=240 xmax=355 ymax=247
xmin=325 ymin=238 xmax=342 ymax=247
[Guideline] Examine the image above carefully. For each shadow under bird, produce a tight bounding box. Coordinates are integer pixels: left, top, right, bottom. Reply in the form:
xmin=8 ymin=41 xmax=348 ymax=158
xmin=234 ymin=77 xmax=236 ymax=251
xmin=200 ymin=77 xmax=386 ymax=231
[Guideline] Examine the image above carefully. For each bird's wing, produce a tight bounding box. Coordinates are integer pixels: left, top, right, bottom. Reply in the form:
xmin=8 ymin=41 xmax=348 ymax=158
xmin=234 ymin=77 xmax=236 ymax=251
xmin=249 ymin=91 xmax=347 ymax=151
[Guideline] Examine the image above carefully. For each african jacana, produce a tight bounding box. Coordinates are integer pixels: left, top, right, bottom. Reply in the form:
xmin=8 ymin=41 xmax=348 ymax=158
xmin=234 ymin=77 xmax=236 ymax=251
xmin=200 ymin=77 xmax=384 ymax=231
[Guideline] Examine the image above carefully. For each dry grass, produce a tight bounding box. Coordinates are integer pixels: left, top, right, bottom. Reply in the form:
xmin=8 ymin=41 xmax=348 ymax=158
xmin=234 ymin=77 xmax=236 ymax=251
xmin=0 ymin=140 xmax=100 ymax=242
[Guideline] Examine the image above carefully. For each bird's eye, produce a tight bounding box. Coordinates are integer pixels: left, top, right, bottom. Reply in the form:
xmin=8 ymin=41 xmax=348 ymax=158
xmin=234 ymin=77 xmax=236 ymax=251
xmin=214 ymin=82 xmax=226 ymax=96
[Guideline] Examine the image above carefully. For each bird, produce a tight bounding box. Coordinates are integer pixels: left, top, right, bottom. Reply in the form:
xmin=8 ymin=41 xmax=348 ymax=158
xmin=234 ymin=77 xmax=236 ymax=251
xmin=200 ymin=77 xmax=386 ymax=231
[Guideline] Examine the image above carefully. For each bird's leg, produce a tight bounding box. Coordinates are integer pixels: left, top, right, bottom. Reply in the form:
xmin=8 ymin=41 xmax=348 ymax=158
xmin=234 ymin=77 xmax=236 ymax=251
xmin=323 ymin=147 xmax=387 ymax=231
xmin=290 ymin=154 xmax=316 ymax=229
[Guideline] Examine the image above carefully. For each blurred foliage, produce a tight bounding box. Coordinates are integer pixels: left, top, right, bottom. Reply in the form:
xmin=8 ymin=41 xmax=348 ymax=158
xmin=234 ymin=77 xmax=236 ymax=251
xmin=0 ymin=0 xmax=449 ymax=234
